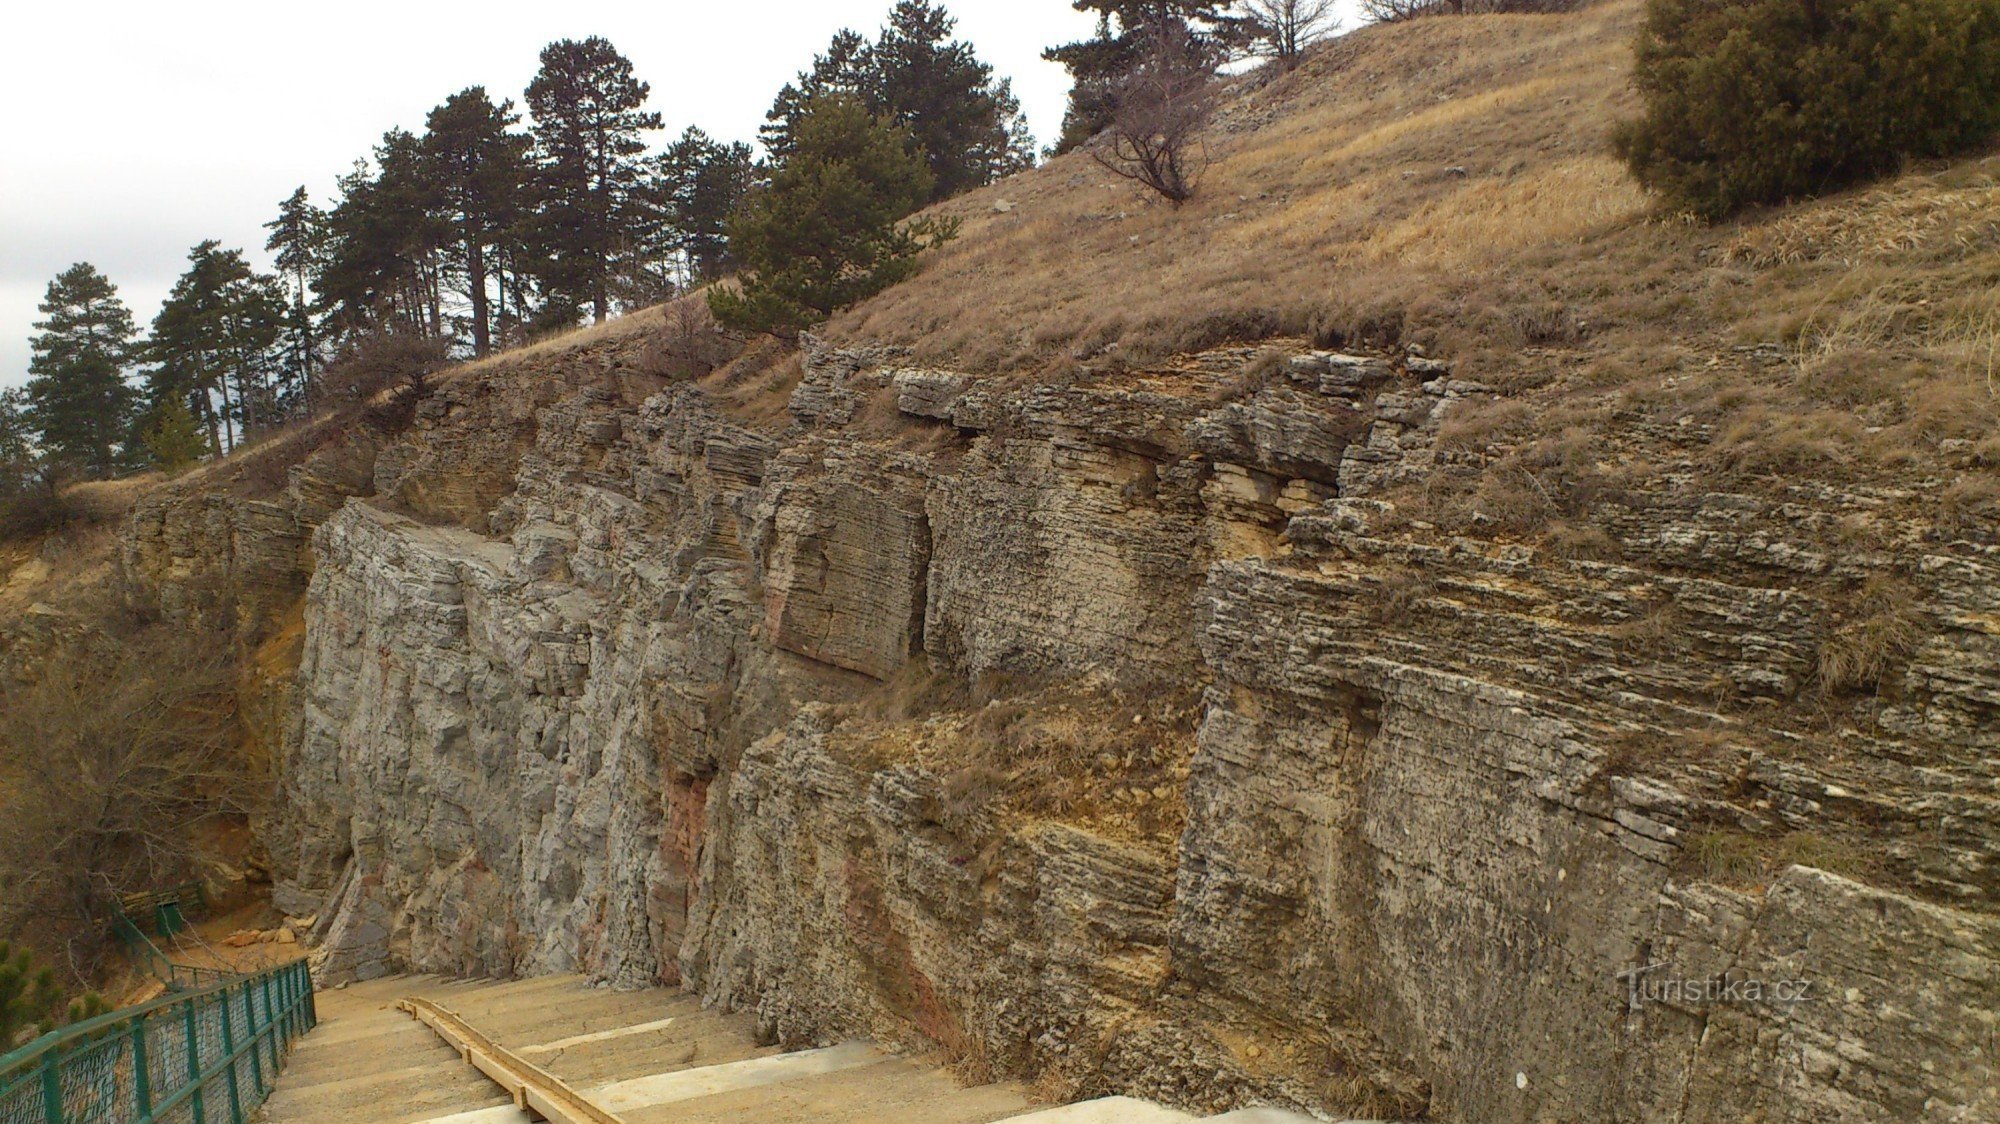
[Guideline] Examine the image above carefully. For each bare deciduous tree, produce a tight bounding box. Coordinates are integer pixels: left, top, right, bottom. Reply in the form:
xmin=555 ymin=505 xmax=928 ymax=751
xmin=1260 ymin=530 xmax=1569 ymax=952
xmin=1237 ymin=0 xmax=1342 ymax=66
xmin=0 ymin=620 xmax=246 ymax=978
xmin=1092 ymin=22 xmax=1218 ymax=207
xmin=645 ymin=297 xmax=738 ymax=380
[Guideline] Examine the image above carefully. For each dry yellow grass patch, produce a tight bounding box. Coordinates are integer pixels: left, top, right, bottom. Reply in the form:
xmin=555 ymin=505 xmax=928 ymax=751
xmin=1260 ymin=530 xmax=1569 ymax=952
xmin=446 ymin=303 xmax=670 ymax=383
xmin=836 ymin=1 xmax=1646 ymax=373
xmin=1360 ymin=157 xmax=1645 ymax=269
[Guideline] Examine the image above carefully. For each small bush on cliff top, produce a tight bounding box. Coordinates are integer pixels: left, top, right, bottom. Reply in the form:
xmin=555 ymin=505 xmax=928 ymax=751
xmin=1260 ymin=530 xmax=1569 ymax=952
xmin=1614 ymin=0 xmax=2000 ymax=218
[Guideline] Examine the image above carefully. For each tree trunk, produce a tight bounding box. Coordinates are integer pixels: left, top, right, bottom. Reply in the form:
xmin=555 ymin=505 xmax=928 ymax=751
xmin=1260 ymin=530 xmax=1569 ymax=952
xmin=213 ymin=373 xmax=236 ymax=454
xmin=195 ymin=387 xmax=221 ymax=459
xmin=468 ymin=234 xmax=491 ymax=357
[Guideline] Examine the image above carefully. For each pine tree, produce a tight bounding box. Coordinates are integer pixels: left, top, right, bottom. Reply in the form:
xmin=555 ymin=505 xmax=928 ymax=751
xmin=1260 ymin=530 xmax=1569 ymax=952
xmin=141 ymin=396 xmax=208 ymax=475
xmin=1045 ymin=0 xmax=1237 ymax=152
xmin=0 ymin=941 xmax=65 ymax=1045
xmin=1614 ymin=0 xmax=2000 ymax=218
xmin=871 ymin=1 xmax=1037 ymax=197
xmin=763 ymin=30 xmax=874 ymax=162
xmin=319 ymin=131 xmax=452 ymax=340
xmin=657 ymin=128 xmax=756 ymax=283
xmin=423 ymin=88 xmax=532 ymax=356
xmin=765 ymin=4 xmax=1034 ymax=203
xmin=710 ymin=95 xmax=957 ymax=336
xmin=264 ymin=187 xmax=328 ymax=410
xmin=0 ymin=390 xmax=35 ymax=498
xmin=150 ymin=243 xmax=287 ymax=455
xmin=525 ymin=37 xmax=662 ymax=325
xmin=24 ymin=263 xmax=139 ymax=478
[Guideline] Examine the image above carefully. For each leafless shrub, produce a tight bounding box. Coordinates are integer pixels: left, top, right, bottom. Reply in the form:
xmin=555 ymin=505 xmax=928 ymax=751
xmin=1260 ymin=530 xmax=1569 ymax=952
xmin=0 ymin=488 xmax=79 ymax=544
xmin=1092 ymin=23 xmax=1217 ymax=207
xmin=319 ymin=330 xmax=451 ymax=410
xmin=0 ymin=614 xmax=248 ymax=978
xmin=644 ymin=299 xmax=739 ymax=380
xmin=1236 ymin=0 xmax=1342 ymax=67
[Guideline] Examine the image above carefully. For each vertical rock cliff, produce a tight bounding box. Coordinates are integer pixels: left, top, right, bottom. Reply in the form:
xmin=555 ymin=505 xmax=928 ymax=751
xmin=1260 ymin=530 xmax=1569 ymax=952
xmin=114 ymin=321 xmax=1999 ymax=1121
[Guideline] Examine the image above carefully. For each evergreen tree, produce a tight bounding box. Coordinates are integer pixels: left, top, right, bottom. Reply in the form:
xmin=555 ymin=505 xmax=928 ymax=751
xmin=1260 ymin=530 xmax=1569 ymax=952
xmin=0 ymin=390 xmax=35 ymax=498
xmin=1614 ymin=0 xmax=2000 ymax=218
xmin=319 ymin=131 xmax=451 ymax=340
xmin=711 ymin=95 xmax=957 ymax=336
xmin=263 ymin=187 xmax=328 ymax=408
xmin=525 ymin=37 xmax=662 ymax=325
xmin=140 ymin=397 xmax=208 ymax=475
xmin=766 ymin=4 xmax=1034 ymax=203
xmin=149 ymin=242 xmax=287 ymax=455
xmin=657 ymin=128 xmax=756 ymax=282
xmin=0 ymin=941 xmax=64 ymax=1045
xmin=24 ymin=263 xmax=139 ymax=478
xmin=423 ymin=87 xmax=532 ymax=355
xmin=870 ymin=1 xmax=1036 ymax=197
xmin=1045 ymin=0 xmax=1237 ymax=152
xmin=763 ymin=30 xmax=874 ymax=161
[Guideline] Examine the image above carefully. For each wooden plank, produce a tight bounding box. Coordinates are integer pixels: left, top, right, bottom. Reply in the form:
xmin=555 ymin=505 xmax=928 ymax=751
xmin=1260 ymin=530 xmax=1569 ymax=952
xmin=397 ymin=997 xmax=627 ymax=1124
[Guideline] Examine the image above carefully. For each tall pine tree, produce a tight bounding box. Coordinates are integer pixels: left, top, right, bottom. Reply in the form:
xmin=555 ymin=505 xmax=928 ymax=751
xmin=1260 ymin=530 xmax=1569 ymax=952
xmin=319 ymin=131 xmax=451 ymax=339
xmin=264 ymin=186 xmax=328 ymax=409
xmin=765 ymin=3 xmax=1034 ymax=203
xmin=24 ymin=263 xmax=139 ymax=478
xmin=870 ymin=1 xmax=1036 ymax=198
xmin=525 ymin=37 xmax=662 ymax=325
xmin=149 ymin=243 xmax=286 ymax=455
xmin=657 ymin=128 xmax=756 ymax=283
xmin=423 ymin=88 xmax=531 ymax=355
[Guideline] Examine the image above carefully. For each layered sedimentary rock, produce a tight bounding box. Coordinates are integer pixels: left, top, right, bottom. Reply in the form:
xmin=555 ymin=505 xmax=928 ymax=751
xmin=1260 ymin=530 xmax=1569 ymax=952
xmin=121 ymin=329 xmax=2000 ymax=1122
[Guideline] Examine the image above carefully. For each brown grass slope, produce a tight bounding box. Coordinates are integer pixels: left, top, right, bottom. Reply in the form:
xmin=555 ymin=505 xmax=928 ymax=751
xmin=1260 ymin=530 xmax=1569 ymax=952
xmin=836 ymin=0 xmax=1998 ymax=502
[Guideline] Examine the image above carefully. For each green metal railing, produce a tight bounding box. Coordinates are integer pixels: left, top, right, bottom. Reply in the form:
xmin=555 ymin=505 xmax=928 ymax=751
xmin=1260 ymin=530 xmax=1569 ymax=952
xmin=0 ymin=959 xmax=315 ymax=1124
xmin=109 ymin=918 xmax=236 ymax=997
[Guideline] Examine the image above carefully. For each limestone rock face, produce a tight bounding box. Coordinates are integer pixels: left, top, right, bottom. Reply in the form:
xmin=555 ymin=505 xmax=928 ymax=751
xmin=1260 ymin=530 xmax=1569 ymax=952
xmin=123 ymin=331 xmax=2000 ymax=1122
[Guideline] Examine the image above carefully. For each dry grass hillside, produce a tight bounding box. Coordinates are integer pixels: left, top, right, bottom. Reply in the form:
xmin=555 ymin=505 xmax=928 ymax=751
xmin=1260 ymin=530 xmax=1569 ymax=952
xmin=833 ymin=0 xmax=1998 ymax=519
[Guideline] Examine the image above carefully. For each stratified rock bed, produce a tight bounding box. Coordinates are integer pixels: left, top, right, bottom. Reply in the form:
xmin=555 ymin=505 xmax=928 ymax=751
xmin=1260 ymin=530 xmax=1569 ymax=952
xmin=119 ymin=330 xmax=2000 ymax=1123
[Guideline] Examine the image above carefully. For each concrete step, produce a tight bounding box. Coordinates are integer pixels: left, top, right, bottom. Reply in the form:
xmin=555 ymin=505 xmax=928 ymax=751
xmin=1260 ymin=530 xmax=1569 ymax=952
xmin=409 ymin=1109 xmax=535 ymax=1124
xmin=1000 ymin=1096 xmax=1202 ymax=1122
xmin=256 ymin=976 xmax=519 ymax=1124
xmin=266 ymin=973 xmax=1307 ymax=1124
xmin=599 ymin=1043 xmax=1030 ymax=1124
xmin=1208 ymin=1110 xmax=1350 ymax=1122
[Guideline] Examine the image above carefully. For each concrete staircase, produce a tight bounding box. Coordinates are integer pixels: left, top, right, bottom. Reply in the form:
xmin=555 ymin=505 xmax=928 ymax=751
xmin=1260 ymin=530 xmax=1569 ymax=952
xmin=255 ymin=975 xmax=1344 ymax=1123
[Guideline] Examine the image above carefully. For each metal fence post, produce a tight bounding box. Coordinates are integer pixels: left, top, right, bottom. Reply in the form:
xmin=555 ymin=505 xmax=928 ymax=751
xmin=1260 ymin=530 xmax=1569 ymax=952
xmin=131 ymin=1018 xmax=153 ymax=1120
xmin=241 ymin=984 xmax=264 ymax=1095
xmin=218 ymin=987 xmax=243 ymax=1124
xmin=38 ymin=1047 xmax=61 ymax=1124
xmin=258 ymin=974 xmax=276 ymax=1074
xmin=183 ymin=999 xmax=205 ymax=1124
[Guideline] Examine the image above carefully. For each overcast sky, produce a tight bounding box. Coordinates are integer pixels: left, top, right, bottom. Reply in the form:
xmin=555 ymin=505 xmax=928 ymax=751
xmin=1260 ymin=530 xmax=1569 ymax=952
xmin=0 ymin=0 xmax=1125 ymax=388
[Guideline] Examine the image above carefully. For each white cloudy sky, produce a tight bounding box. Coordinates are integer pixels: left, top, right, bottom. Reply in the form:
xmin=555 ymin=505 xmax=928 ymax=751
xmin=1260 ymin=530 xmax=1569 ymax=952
xmin=0 ymin=1 xmax=1357 ymax=388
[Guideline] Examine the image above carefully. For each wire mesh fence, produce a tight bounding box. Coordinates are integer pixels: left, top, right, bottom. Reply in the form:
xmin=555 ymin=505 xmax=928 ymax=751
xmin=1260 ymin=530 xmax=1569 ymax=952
xmin=0 ymin=960 xmax=315 ymax=1124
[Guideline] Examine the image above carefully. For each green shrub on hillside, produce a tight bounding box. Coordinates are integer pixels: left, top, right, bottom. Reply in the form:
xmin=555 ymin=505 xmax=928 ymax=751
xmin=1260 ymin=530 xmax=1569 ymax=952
xmin=0 ymin=941 xmax=64 ymax=1045
xmin=710 ymin=95 xmax=957 ymax=337
xmin=1613 ymin=0 xmax=2000 ymax=218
